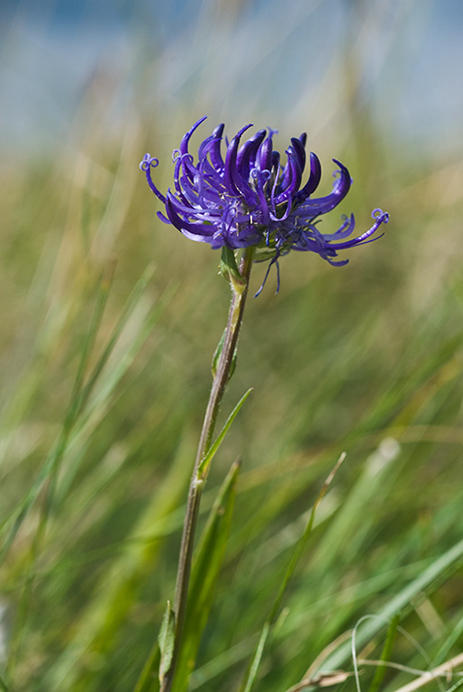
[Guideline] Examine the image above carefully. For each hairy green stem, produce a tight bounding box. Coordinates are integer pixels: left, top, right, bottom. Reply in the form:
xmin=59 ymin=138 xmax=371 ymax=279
xmin=160 ymin=247 xmax=254 ymax=692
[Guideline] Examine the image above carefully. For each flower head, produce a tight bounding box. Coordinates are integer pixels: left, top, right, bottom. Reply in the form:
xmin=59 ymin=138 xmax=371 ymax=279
xmin=140 ymin=116 xmax=388 ymax=289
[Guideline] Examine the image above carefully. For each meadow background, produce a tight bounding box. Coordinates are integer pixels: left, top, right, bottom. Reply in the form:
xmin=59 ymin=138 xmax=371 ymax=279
xmin=1 ymin=0 xmax=463 ymax=690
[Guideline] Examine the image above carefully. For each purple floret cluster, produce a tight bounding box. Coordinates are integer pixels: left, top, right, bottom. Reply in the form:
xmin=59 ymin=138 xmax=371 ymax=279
xmin=140 ymin=116 xmax=388 ymax=273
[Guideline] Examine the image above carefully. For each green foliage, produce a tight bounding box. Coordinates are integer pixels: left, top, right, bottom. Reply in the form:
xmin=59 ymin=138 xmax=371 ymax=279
xmin=198 ymin=390 xmax=253 ymax=477
xmin=159 ymin=603 xmax=176 ymax=686
xmin=2 ymin=5 xmax=463 ymax=692
xmin=172 ymin=460 xmax=241 ymax=692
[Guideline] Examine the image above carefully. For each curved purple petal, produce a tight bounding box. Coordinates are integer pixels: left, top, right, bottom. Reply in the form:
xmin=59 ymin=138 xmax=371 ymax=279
xmin=224 ymin=123 xmax=254 ymax=197
xmin=237 ymin=129 xmax=266 ymax=177
xmin=139 ymin=155 xmax=167 ymax=204
xmin=327 ymin=209 xmax=389 ymax=250
xmin=165 ymin=195 xmax=216 ymax=237
xmin=208 ymin=123 xmax=225 ymax=172
xmin=273 ymin=145 xmax=303 ymax=205
xmin=297 ymin=160 xmax=351 ymax=215
xmin=180 ymin=115 xmax=208 ymax=156
xmin=257 ymin=128 xmax=278 ymax=173
xmin=289 ymin=137 xmax=306 ymax=173
xmin=295 ymin=152 xmax=322 ymax=203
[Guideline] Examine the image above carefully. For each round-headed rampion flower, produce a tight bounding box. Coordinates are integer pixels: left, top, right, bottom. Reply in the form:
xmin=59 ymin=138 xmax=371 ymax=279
xmin=140 ymin=116 xmax=388 ymax=289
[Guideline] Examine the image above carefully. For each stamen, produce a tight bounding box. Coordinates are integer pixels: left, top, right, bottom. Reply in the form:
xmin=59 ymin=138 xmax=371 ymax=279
xmin=139 ymin=154 xmax=166 ymax=204
xmin=254 ymin=252 xmax=281 ymax=297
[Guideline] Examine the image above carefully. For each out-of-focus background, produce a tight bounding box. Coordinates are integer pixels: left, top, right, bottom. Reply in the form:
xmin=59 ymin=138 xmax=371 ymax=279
xmin=2 ymin=0 xmax=463 ymax=157
xmin=1 ymin=1 xmax=463 ymax=691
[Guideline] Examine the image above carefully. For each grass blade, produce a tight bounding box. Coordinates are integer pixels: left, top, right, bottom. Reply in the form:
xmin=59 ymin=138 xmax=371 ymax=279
xmin=198 ymin=389 xmax=253 ymax=477
xmin=0 ymin=262 xmax=116 ymax=562
xmin=239 ymin=453 xmax=346 ymax=692
xmin=320 ymin=537 xmax=463 ymax=674
xmin=134 ymin=642 xmax=161 ymax=692
xmin=171 ymin=459 xmax=241 ymax=692
xmin=367 ymin=614 xmax=399 ymax=692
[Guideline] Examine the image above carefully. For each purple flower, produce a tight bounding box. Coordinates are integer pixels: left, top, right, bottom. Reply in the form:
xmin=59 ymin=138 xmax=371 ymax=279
xmin=140 ymin=116 xmax=388 ymax=287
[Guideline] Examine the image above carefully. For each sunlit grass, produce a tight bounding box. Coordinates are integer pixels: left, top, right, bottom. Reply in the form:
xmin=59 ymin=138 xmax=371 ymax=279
xmin=1 ymin=2 xmax=463 ymax=691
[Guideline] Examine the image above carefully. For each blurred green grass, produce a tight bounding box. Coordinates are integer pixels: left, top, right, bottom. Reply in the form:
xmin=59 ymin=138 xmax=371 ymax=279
xmin=2 ymin=2 xmax=463 ymax=691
